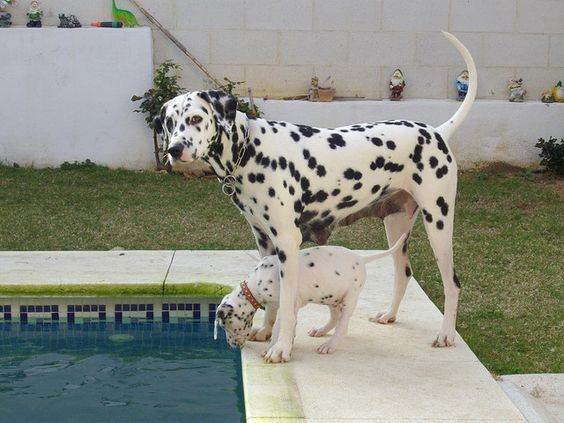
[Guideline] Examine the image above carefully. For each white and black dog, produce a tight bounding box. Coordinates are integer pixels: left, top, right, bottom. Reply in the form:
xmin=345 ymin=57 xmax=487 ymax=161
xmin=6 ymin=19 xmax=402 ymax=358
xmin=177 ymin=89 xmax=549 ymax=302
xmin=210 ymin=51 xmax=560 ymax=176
xmin=157 ymin=32 xmax=476 ymax=363
xmin=215 ymin=234 xmax=407 ymax=355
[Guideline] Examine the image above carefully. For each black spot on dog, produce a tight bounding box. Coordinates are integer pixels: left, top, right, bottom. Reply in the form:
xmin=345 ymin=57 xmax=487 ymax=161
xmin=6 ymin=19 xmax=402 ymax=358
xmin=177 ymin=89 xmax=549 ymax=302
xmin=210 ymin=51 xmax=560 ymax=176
xmin=297 ymin=124 xmax=320 ymax=138
xmin=332 ymin=189 xmax=340 ymax=196
xmin=260 ymin=127 xmax=266 ymax=134
xmin=415 ymin=122 xmax=427 ymax=128
xmin=271 ymin=160 xmax=278 ymax=170
xmin=370 ymin=156 xmax=386 ymax=170
xmin=256 ymin=173 xmax=265 ymax=183
xmin=327 ymin=133 xmax=346 ymax=149
xmin=436 ymin=196 xmax=449 ymax=216
xmin=405 ymin=266 xmax=412 ymax=277
xmin=289 ymin=185 xmax=295 ymax=195
xmin=314 ymin=190 xmax=328 ymax=202
xmin=453 ymin=270 xmax=461 ymax=288
xmin=270 ymin=226 xmax=278 ymax=236
xmin=429 ymin=156 xmax=439 ymax=168
xmin=248 ymin=173 xmax=256 ymax=183
xmin=308 ymin=157 xmax=317 ymax=169
xmin=371 ymin=184 xmax=381 ymax=194
xmin=419 ymin=128 xmax=431 ymax=139
xmin=423 ymin=209 xmax=433 ymax=223
xmin=337 ymin=196 xmax=358 ymax=209
xmin=303 ymin=149 xmax=310 ymax=160
xmin=344 ymin=168 xmax=362 ymax=180
xmin=254 ymin=138 xmax=262 ymax=146
xmin=294 ymin=200 xmax=304 ymax=213
xmin=300 ymin=177 xmax=310 ymax=191
xmin=386 ymin=141 xmax=396 ymax=150
xmin=290 ymin=132 xmax=301 ymax=142
xmin=354 ymin=182 xmax=362 ymax=190
xmin=436 ymin=220 xmax=444 ymax=230
xmin=435 ymin=132 xmax=449 ymax=155
xmin=384 ymin=162 xmax=404 ymax=172
xmin=308 ymin=262 xmax=315 ymax=267
xmin=268 ymin=187 xmax=276 ymax=197
xmin=436 ymin=165 xmax=448 ymax=178
xmin=412 ymin=173 xmax=422 ymax=185
xmin=279 ymin=157 xmax=287 ymax=169
xmin=316 ymin=165 xmax=326 ymax=177
xmin=370 ymin=137 xmax=383 ymax=146
xmin=277 ymin=249 xmax=287 ymax=262
xmin=412 ymin=145 xmax=423 ymax=163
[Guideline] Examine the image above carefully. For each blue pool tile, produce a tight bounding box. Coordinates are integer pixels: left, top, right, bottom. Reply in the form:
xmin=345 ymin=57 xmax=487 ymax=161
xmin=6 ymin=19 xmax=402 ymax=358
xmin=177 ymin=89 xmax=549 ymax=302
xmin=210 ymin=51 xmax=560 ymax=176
xmin=76 ymin=305 xmax=82 ymax=312
xmin=83 ymin=305 xmax=90 ymax=312
xmin=4 ymin=313 xmax=11 ymax=321
xmin=20 ymin=313 xmax=28 ymax=323
xmin=67 ymin=313 xmax=75 ymax=323
xmin=115 ymin=304 xmax=122 ymax=311
xmin=5 ymin=306 xmax=10 ymax=312
xmin=147 ymin=304 xmax=153 ymax=311
xmin=92 ymin=305 xmax=98 ymax=312
xmin=139 ymin=304 xmax=146 ymax=311
xmin=68 ymin=305 xmax=75 ymax=312
xmin=209 ymin=304 xmax=216 ymax=311
xmin=51 ymin=305 xmax=58 ymax=312
xmin=99 ymin=305 xmax=106 ymax=311
xmin=193 ymin=311 xmax=200 ymax=320
xmin=99 ymin=312 xmax=106 ymax=320
xmin=179 ymin=303 xmax=185 ymax=311
xmin=193 ymin=304 xmax=200 ymax=311
xmin=131 ymin=304 xmax=138 ymax=312
xmin=115 ymin=312 xmax=122 ymax=322
xmin=52 ymin=313 xmax=59 ymax=321
xmin=36 ymin=305 xmax=43 ymax=313
xmin=146 ymin=311 xmax=154 ymax=320
xmin=162 ymin=311 xmax=169 ymax=323
xmin=0 ymin=306 xmax=3 ymax=312
xmin=162 ymin=303 xmax=169 ymax=311
xmin=44 ymin=305 xmax=50 ymax=312
xmin=123 ymin=304 xmax=130 ymax=312
xmin=170 ymin=304 xmax=177 ymax=311
xmin=186 ymin=304 xmax=193 ymax=311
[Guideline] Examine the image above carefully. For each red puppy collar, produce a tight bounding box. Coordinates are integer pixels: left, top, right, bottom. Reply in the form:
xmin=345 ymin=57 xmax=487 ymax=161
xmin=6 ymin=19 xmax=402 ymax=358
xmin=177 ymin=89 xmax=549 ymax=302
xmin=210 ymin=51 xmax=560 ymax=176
xmin=240 ymin=281 xmax=264 ymax=310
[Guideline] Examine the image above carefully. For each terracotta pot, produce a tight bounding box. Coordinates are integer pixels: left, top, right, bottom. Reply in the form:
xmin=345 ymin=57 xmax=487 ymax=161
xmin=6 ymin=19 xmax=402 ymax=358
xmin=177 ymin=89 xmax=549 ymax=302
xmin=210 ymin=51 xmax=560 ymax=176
xmin=318 ymin=87 xmax=336 ymax=102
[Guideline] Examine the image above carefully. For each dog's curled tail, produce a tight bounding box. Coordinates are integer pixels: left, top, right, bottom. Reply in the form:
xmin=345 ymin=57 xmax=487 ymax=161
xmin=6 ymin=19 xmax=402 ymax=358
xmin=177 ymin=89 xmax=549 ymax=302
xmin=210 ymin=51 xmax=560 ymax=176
xmin=436 ymin=31 xmax=477 ymax=141
xmin=360 ymin=233 xmax=408 ymax=265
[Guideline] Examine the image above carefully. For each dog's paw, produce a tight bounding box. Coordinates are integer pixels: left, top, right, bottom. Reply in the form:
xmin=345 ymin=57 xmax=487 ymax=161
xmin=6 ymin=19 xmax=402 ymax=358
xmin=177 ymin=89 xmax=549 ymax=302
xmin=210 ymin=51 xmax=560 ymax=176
xmin=432 ymin=332 xmax=456 ymax=348
xmin=263 ymin=341 xmax=292 ymax=364
xmin=308 ymin=327 xmax=328 ymax=337
xmin=369 ymin=311 xmax=396 ymax=324
xmin=249 ymin=327 xmax=272 ymax=342
xmin=316 ymin=341 xmax=337 ymax=354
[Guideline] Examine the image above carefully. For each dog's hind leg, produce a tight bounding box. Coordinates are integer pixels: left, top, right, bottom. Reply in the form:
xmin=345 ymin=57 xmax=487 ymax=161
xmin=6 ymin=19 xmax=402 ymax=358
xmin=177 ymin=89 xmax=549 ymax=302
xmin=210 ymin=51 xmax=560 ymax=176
xmin=370 ymin=211 xmax=417 ymax=324
xmin=413 ymin=181 xmax=460 ymax=347
xmin=309 ymin=306 xmax=340 ymax=337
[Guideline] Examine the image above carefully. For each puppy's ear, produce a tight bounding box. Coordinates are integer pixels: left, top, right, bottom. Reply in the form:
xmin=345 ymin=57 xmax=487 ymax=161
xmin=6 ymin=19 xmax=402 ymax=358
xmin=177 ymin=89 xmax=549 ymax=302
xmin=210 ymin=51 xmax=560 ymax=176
xmin=198 ymin=90 xmax=238 ymax=137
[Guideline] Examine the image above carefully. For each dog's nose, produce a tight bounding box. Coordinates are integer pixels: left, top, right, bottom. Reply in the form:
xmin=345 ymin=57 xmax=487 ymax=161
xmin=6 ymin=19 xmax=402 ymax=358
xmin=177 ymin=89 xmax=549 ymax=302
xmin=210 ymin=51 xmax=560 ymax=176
xmin=167 ymin=144 xmax=184 ymax=159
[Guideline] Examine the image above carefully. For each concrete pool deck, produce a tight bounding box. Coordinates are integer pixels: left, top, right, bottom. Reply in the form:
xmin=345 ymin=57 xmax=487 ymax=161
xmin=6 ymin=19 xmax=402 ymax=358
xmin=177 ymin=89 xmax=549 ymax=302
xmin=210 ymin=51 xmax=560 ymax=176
xmin=0 ymin=250 xmax=556 ymax=422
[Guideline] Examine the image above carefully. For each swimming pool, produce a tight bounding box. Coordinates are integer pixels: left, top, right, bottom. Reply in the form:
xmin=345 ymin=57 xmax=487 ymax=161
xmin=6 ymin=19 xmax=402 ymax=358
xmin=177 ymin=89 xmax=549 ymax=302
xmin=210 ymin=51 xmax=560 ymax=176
xmin=0 ymin=297 xmax=245 ymax=423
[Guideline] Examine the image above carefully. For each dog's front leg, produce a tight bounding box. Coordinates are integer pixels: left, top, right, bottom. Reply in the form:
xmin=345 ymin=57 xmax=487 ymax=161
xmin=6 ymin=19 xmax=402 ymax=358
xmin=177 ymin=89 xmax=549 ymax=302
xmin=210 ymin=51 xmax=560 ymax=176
xmin=263 ymin=237 xmax=301 ymax=363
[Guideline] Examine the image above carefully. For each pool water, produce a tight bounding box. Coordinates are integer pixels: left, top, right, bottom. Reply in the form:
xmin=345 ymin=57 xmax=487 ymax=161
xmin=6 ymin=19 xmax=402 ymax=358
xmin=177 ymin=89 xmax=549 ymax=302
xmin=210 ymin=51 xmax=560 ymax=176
xmin=0 ymin=320 xmax=245 ymax=423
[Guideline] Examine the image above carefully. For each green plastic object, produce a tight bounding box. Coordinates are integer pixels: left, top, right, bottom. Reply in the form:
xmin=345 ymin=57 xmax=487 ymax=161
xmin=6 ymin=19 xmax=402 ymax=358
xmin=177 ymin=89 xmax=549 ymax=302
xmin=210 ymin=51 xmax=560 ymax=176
xmin=111 ymin=0 xmax=139 ymax=27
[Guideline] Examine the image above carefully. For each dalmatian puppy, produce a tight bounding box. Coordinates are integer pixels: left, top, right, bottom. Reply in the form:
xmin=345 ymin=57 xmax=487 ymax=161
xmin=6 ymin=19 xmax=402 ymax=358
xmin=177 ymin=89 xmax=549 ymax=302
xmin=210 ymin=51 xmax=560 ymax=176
xmin=157 ymin=32 xmax=477 ymax=363
xmin=215 ymin=234 xmax=407 ymax=354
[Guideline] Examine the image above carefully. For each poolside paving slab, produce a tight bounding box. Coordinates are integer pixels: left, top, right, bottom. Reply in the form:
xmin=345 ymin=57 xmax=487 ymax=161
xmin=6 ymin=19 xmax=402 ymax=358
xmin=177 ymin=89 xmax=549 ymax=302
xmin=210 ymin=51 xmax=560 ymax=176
xmin=0 ymin=250 xmax=537 ymax=421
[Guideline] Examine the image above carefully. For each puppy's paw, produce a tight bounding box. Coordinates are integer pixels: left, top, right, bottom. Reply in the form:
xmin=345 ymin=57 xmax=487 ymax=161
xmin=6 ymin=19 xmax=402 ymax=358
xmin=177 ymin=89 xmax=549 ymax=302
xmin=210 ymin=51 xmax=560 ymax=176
xmin=369 ymin=311 xmax=396 ymax=324
xmin=249 ymin=327 xmax=272 ymax=342
xmin=432 ymin=332 xmax=456 ymax=348
xmin=308 ymin=327 xmax=328 ymax=337
xmin=316 ymin=341 xmax=337 ymax=354
xmin=263 ymin=341 xmax=292 ymax=364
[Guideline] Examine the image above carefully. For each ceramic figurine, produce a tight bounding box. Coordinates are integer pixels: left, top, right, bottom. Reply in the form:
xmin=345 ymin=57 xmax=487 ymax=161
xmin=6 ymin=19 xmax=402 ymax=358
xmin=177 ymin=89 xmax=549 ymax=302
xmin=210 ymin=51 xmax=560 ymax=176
xmin=26 ymin=0 xmax=43 ymax=27
xmin=456 ymin=70 xmax=469 ymax=101
xmin=0 ymin=0 xmax=14 ymax=27
xmin=58 ymin=13 xmax=82 ymax=28
xmin=308 ymin=76 xmax=320 ymax=102
xmin=507 ymin=78 xmax=526 ymax=102
xmin=541 ymin=89 xmax=554 ymax=103
xmin=553 ymin=81 xmax=564 ymax=103
xmin=389 ymin=69 xmax=406 ymax=101
xmin=112 ymin=0 xmax=139 ymax=27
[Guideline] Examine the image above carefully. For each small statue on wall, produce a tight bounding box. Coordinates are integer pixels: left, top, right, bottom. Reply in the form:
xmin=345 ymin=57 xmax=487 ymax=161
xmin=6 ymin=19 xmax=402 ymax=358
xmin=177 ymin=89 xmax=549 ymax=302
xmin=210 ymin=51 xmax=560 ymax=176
xmin=26 ymin=0 xmax=43 ymax=27
xmin=308 ymin=76 xmax=320 ymax=102
xmin=0 ymin=0 xmax=14 ymax=27
xmin=456 ymin=70 xmax=469 ymax=101
xmin=58 ymin=13 xmax=82 ymax=28
xmin=389 ymin=69 xmax=406 ymax=101
xmin=553 ymin=81 xmax=564 ymax=103
xmin=507 ymin=78 xmax=526 ymax=102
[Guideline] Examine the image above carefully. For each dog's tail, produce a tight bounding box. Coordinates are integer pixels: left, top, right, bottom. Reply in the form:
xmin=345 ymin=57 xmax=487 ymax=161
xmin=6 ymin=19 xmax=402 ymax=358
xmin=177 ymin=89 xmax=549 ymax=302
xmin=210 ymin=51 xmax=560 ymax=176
xmin=360 ymin=233 xmax=408 ymax=265
xmin=436 ymin=31 xmax=477 ymax=141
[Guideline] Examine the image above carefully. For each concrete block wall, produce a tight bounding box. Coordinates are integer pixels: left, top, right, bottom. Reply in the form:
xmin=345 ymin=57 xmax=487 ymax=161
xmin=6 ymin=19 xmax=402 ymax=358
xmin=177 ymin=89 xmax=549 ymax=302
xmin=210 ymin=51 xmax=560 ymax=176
xmin=6 ymin=0 xmax=564 ymax=100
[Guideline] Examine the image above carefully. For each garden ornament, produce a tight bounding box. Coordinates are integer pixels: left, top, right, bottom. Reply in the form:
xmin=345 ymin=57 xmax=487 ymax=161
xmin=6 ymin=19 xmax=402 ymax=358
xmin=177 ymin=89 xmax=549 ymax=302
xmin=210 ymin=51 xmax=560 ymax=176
xmin=112 ymin=0 xmax=139 ymax=27
xmin=507 ymin=78 xmax=526 ymax=102
xmin=456 ymin=70 xmax=469 ymax=101
xmin=58 ymin=13 xmax=82 ymax=28
xmin=553 ymin=81 xmax=564 ymax=103
xmin=26 ymin=0 xmax=42 ymax=27
xmin=308 ymin=77 xmax=320 ymax=102
xmin=389 ymin=69 xmax=406 ymax=101
xmin=0 ymin=0 xmax=13 ymax=27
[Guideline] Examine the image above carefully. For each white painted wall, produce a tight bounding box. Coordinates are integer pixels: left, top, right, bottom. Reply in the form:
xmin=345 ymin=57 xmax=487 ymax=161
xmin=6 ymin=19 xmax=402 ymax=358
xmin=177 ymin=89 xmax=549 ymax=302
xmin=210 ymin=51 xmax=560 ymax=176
xmin=0 ymin=27 xmax=153 ymax=169
xmin=7 ymin=0 xmax=562 ymax=101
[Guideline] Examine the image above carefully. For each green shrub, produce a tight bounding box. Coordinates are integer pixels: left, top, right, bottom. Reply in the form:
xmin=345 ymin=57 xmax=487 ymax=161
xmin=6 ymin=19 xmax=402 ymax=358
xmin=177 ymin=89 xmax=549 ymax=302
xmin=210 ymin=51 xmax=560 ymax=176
xmin=535 ymin=136 xmax=564 ymax=175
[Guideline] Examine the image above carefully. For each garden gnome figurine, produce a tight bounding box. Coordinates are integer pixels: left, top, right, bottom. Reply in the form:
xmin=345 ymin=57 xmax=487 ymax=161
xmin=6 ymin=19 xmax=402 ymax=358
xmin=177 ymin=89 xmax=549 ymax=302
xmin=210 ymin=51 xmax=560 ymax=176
xmin=58 ymin=13 xmax=82 ymax=28
xmin=456 ymin=70 xmax=469 ymax=101
xmin=553 ymin=81 xmax=564 ymax=103
xmin=26 ymin=0 xmax=43 ymax=27
xmin=308 ymin=76 xmax=320 ymax=102
xmin=540 ymin=89 xmax=554 ymax=103
xmin=507 ymin=78 xmax=526 ymax=102
xmin=0 ymin=0 xmax=13 ymax=27
xmin=389 ymin=69 xmax=406 ymax=101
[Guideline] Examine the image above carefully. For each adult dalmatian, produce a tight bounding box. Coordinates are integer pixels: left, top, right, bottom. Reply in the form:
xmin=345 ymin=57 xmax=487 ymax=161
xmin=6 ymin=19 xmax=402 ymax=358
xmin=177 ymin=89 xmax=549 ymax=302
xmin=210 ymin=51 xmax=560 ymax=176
xmin=157 ymin=31 xmax=476 ymax=363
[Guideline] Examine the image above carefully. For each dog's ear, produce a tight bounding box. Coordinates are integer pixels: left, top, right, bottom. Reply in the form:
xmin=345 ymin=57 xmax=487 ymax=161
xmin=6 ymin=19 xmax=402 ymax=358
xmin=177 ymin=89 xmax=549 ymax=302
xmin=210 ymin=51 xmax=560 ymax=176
xmin=198 ymin=90 xmax=238 ymax=137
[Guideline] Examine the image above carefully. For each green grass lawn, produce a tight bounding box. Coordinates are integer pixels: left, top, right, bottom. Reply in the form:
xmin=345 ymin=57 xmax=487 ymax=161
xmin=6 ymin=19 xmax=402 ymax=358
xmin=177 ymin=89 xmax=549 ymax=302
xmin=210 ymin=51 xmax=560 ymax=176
xmin=0 ymin=164 xmax=562 ymax=375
